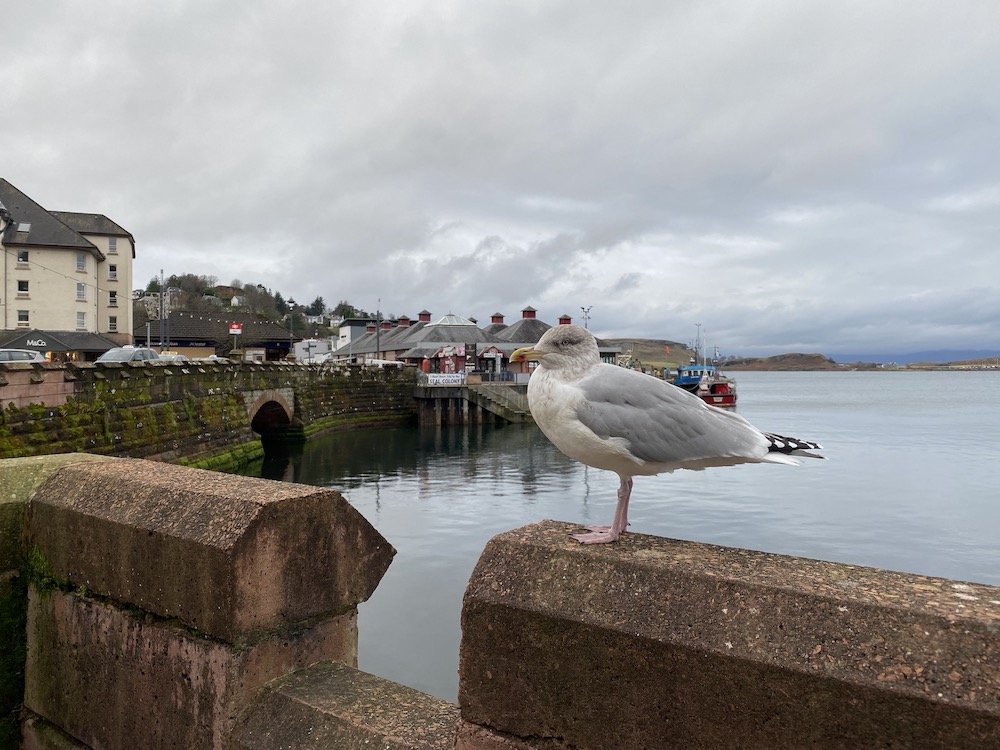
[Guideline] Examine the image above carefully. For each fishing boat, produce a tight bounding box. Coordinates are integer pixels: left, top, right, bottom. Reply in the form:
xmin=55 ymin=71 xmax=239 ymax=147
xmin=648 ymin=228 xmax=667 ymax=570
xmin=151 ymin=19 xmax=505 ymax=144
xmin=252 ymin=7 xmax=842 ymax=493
xmin=672 ymin=360 xmax=737 ymax=408
xmin=669 ymin=325 xmax=737 ymax=408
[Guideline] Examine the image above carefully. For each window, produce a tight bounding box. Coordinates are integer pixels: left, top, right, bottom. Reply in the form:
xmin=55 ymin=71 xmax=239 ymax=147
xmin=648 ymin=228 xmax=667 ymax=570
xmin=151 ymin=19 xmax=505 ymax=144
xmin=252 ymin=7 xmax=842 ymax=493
xmin=108 ymin=264 xmax=118 ymax=280
xmin=76 ymin=312 xmax=86 ymax=330
xmin=109 ymin=290 xmax=118 ymax=307
xmin=77 ymin=282 xmax=86 ymax=301
xmin=109 ymin=316 xmax=118 ymax=332
xmin=17 ymin=310 xmax=29 ymax=326
xmin=109 ymin=237 xmax=118 ymax=254
xmin=17 ymin=280 xmax=29 ymax=297
xmin=76 ymin=253 xmax=86 ymax=272
xmin=16 ymin=249 xmax=29 ymax=264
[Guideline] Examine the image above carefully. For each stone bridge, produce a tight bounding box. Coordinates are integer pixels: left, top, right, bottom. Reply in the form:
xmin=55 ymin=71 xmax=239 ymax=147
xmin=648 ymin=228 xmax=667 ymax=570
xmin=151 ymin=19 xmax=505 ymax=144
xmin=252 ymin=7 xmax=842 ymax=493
xmin=241 ymin=387 xmax=296 ymax=434
xmin=0 ymin=360 xmax=418 ymax=468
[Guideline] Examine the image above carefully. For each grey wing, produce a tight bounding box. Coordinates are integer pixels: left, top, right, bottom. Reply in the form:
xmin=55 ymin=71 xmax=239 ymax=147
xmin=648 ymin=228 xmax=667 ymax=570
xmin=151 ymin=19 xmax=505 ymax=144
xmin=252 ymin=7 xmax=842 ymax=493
xmin=574 ymin=364 xmax=769 ymax=465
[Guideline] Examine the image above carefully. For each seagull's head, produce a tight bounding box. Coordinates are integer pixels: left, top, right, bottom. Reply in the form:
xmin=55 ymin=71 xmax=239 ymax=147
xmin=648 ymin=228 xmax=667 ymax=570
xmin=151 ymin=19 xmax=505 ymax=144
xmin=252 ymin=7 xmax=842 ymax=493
xmin=510 ymin=324 xmax=600 ymax=371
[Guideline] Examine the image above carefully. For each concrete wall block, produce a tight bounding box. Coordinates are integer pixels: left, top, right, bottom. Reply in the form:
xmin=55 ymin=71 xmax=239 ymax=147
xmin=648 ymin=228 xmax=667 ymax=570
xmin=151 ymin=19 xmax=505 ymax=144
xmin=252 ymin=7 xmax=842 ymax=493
xmin=25 ymin=588 xmax=357 ymax=750
xmin=459 ymin=521 xmax=1000 ymax=750
xmin=28 ymin=458 xmax=395 ymax=641
xmin=232 ymin=660 xmax=459 ymax=750
xmin=21 ymin=712 xmax=91 ymax=750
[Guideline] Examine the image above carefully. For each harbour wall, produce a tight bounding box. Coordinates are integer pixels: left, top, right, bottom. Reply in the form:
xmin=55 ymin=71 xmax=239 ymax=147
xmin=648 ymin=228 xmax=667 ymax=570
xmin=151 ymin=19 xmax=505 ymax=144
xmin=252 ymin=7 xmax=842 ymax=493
xmin=2 ymin=455 xmax=997 ymax=748
xmin=0 ymin=361 xmax=418 ymax=471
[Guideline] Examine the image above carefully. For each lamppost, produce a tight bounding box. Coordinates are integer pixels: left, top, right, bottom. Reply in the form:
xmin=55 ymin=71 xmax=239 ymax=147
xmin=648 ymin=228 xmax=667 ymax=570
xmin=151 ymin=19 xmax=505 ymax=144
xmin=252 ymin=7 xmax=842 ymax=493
xmin=580 ymin=305 xmax=593 ymax=329
xmin=374 ymin=299 xmax=381 ymax=362
xmin=287 ymin=298 xmax=296 ymax=360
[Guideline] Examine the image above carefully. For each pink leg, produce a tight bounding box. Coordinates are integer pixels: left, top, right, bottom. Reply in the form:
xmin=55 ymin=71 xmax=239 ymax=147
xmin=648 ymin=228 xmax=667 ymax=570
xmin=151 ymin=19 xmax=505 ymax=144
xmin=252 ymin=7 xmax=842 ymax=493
xmin=572 ymin=477 xmax=633 ymax=544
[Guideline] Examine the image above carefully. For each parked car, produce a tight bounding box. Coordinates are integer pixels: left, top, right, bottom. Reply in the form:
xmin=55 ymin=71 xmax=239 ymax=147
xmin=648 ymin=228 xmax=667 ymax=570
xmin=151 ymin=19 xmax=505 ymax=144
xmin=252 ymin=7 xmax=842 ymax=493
xmin=96 ymin=347 xmax=160 ymax=363
xmin=194 ymin=354 xmax=232 ymax=364
xmin=158 ymin=352 xmax=190 ymax=363
xmin=0 ymin=348 xmax=46 ymax=362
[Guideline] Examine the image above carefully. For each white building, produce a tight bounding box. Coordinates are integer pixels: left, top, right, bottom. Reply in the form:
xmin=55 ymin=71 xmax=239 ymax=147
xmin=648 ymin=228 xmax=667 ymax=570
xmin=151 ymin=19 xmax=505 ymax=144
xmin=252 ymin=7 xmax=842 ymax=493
xmin=0 ymin=179 xmax=134 ymax=349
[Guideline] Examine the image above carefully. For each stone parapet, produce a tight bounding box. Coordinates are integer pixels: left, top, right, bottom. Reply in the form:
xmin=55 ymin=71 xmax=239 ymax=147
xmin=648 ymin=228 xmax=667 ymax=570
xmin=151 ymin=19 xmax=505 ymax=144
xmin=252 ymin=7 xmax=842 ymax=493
xmin=458 ymin=520 xmax=1000 ymax=749
xmin=18 ymin=457 xmax=395 ymax=749
xmin=27 ymin=459 xmax=394 ymax=641
xmin=233 ymin=661 xmax=460 ymax=749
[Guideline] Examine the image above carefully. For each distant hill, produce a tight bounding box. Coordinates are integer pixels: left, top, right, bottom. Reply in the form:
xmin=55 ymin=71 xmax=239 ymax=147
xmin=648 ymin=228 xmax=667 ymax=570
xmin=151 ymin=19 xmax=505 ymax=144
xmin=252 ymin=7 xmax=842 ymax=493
xmin=600 ymin=338 xmax=694 ymax=370
xmin=725 ymin=353 xmax=843 ymax=371
xmin=602 ymin=340 xmax=1000 ymax=369
xmin=832 ymin=349 xmax=1000 ymax=365
xmin=601 ymin=339 xmax=849 ymax=372
xmin=600 ymin=339 xmax=843 ymax=372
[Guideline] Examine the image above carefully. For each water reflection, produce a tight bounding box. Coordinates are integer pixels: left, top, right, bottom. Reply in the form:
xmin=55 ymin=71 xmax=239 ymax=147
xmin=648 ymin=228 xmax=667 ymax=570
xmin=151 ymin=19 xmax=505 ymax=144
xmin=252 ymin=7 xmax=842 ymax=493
xmin=252 ymin=422 xmax=582 ymax=500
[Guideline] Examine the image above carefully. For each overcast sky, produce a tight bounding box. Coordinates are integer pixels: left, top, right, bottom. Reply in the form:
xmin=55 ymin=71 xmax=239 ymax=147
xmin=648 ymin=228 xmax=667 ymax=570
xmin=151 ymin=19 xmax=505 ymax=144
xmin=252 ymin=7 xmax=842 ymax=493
xmin=5 ymin=1 xmax=1000 ymax=356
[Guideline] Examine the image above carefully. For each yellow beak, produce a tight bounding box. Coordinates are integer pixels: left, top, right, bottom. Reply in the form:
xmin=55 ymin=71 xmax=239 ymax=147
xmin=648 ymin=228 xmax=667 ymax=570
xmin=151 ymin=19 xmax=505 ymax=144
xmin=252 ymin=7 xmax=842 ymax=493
xmin=510 ymin=346 xmax=543 ymax=363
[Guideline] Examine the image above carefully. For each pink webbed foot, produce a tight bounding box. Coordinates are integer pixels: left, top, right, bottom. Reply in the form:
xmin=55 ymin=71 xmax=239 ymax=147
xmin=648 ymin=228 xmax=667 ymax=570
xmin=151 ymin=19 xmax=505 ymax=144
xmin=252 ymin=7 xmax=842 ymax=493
xmin=572 ymin=475 xmax=633 ymax=544
xmin=571 ymin=528 xmax=622 ymax=544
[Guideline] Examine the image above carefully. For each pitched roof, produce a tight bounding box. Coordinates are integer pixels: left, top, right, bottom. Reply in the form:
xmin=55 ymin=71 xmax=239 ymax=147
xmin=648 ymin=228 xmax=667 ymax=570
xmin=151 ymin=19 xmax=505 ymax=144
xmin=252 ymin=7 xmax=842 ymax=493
xmin=51 ymin=211 xmax=136 ymax=258
xmin=494 ymin=317 xmax=552 ymax=344
xmin=330 ymin=303 xmax=573 ymax=358
xmin=49 ymin=211 xmax=130 ymax=237
xmin=140 ymin=312 xmax=298 ymax=346
xmin=0 ymin=328 xmax=120 ymax=352
xmin=0 ymin=179 xmax=101 ymax=256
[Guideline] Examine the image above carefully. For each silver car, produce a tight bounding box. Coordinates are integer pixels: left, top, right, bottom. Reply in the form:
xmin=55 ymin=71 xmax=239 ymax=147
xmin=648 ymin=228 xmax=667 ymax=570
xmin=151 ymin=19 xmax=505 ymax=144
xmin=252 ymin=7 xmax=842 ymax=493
xmin=0 ymin=348 xmax=46 ymax=362
xmin=96 ymin=347 xmax=160 ymax=363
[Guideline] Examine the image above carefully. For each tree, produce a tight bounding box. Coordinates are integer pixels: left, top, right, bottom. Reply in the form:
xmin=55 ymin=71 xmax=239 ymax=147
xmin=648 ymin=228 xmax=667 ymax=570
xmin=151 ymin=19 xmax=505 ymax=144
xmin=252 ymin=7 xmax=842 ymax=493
xmin=241 ymin=283 xmax=280 ymax=320
xmin=306 ymin=296 xmax=326 ymax=316
xmin=274 ymin=291 xmax=288 ymax=316
xmin=331 ymin=300 xmax=370 ymax=319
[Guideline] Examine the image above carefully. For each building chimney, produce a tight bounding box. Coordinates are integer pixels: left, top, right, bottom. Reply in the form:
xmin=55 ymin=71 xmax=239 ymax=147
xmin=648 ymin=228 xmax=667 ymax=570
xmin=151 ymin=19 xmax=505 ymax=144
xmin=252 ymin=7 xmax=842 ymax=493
xmin=397 ymin=315 xmax=411 ymax=328
xmin=491 ymin=312 xmax=504 ymax=325
xmin=380 ymin=320 xmax=393 ymax=331
xmin=366 ymin=322 xmax=376 ymax=333
xmin=558 ymin=314 xmax=572 ymax=325
xmin=521 ymin=306 xmax=537 ymax=319
xmin=419 ymin=310 xmax=432 ymax=323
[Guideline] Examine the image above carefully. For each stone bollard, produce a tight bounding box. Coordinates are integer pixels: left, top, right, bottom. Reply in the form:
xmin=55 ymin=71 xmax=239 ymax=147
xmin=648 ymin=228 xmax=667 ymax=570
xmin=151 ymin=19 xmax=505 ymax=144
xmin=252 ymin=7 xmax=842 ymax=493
xmin=458 ymin=520 xmax=1000 ymax=749
xmin=20 ymin=457 xmax=394 ymax=749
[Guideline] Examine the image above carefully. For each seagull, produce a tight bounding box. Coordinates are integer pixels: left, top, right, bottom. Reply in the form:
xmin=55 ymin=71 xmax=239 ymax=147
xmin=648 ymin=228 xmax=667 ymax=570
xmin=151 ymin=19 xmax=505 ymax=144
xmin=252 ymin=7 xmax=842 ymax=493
xmin=511 ymin=325 xmax=823 ymax=544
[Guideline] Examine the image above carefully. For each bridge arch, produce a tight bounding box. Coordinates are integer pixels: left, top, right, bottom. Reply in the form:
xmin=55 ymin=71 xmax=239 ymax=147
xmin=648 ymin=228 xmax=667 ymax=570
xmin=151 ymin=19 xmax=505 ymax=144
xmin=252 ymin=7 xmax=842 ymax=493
xmin=243 ymin=388 xmax=303 ymax=447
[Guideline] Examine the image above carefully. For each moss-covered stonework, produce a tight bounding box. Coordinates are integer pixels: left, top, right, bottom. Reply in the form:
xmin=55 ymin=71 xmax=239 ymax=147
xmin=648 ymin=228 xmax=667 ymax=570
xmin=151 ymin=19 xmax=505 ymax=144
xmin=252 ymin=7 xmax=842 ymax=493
xmin=0 ymin=363 xmax=418 ymax=468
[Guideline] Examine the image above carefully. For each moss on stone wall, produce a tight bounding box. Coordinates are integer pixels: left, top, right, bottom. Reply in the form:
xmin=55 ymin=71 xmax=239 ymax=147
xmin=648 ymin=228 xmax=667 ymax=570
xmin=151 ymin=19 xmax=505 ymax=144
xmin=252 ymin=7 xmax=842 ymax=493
xmin=0 ymin=363 xmax=418 ymax=469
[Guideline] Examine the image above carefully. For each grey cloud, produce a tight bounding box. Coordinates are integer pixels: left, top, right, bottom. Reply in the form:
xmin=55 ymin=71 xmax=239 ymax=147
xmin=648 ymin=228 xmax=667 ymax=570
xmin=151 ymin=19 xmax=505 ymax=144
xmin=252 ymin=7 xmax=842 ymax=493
xmin=5 ymin=1 xmax=1000 ymax=354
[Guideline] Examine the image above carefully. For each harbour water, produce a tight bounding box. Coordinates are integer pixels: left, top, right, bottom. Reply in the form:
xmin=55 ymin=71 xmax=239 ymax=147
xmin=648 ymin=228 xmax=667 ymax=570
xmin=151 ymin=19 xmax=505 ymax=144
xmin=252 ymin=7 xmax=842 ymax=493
xmin=234 ymin=370 xmax=1000 ymax=700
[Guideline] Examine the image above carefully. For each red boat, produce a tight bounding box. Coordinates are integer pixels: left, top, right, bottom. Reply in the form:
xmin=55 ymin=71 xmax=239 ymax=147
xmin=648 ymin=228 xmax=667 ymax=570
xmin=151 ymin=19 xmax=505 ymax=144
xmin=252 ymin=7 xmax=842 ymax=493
xmin=671 ymin=361 xmax=738 ymax=408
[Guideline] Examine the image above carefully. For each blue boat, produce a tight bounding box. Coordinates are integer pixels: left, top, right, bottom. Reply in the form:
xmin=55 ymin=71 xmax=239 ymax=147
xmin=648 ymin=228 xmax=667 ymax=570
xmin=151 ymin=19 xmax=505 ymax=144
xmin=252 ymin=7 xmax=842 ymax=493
xmin=671 ymin=361 xmax=737 ymax=408
xmin=669 ymin=326 xmax=737 ymax=408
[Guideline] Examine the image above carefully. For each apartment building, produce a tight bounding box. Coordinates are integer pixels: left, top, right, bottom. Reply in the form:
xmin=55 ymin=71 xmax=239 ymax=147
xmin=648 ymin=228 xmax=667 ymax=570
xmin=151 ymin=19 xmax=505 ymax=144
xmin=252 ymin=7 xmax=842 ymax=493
xmin=0 ymin=179 xmax=134 ymax=346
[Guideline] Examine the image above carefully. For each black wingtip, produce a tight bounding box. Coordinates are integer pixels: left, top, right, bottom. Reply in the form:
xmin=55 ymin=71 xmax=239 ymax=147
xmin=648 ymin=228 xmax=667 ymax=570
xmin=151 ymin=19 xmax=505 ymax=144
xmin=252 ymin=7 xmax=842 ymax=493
xmin=765 ymin=432 xmax=823 ymax=454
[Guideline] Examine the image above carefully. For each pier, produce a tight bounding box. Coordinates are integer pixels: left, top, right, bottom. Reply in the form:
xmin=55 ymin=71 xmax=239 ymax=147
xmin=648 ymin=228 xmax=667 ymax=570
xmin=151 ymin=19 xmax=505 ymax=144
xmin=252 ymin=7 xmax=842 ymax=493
xmin=413 ymin=381 xmax=531 ymax=425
